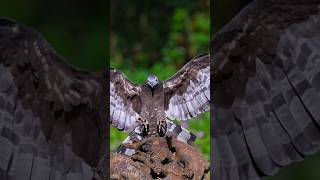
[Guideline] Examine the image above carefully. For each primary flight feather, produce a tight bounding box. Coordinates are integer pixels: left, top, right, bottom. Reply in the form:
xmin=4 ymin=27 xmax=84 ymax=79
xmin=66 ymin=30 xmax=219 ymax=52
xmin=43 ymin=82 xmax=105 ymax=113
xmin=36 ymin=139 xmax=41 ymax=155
xmin=212 ymin=0 xmax=320 ymax=179
xmin=0 ymin=18 xmax=107 ymax=179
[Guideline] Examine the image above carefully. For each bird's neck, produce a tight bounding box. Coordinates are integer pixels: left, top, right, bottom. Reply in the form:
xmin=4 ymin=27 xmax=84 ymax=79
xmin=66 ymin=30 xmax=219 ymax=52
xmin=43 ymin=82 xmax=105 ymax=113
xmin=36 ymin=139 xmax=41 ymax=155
xmin=144 ymin=83 xmax=164 ymax=98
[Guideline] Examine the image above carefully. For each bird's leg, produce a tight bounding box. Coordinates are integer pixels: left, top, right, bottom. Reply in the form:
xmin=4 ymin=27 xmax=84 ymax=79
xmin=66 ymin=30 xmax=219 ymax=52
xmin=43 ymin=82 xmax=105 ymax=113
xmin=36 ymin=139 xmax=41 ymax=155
xmin=138 ymin=117 xmax=149 ymax=136
xmin=157 ymin=117 xmax=167 ymax=137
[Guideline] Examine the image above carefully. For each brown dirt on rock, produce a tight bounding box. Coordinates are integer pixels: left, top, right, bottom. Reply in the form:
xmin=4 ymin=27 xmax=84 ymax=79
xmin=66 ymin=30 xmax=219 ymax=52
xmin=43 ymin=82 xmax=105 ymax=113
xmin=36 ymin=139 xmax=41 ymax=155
xmin=110 ymin=136 xmax=209 ymax=180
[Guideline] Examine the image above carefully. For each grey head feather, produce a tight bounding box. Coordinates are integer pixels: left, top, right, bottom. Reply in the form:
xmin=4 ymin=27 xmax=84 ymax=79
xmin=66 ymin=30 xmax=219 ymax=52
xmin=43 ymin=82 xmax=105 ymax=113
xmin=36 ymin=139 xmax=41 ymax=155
xmin=146 ymin=74 xmax=159 ymax=88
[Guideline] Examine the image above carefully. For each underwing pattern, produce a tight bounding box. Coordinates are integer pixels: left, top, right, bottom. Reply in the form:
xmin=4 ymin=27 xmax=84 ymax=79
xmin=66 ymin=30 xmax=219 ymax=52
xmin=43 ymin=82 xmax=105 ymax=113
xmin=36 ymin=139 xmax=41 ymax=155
xmin=212 ymin=0 xmax=320 ymax=179
xmin=0 ymin=18 xmax=106 ymax=179
xmin=164 ymin=55 xmax=210 ymax=121
xmin=110 ymin=69 xmax=141 ymax=131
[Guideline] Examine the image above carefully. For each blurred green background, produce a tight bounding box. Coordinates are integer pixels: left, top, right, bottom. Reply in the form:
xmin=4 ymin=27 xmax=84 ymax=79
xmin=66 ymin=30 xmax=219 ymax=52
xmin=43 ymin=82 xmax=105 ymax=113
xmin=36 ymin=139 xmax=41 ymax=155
xmin=0 ymin=0 xmax=107 ymax=71
xmin=213 ymin=0 xmax=320 ymax=179
xmin=110 ymin=0 xmax=210 ymax=160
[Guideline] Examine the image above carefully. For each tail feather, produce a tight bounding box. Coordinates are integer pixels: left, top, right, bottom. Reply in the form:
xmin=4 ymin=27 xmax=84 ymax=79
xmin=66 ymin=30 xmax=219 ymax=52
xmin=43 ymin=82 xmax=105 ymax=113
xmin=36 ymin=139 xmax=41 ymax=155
xmin=117 ymin=127 xmax=142 ymax=155
xmin=117 ymin=121 xmax=197 ymax=156
xmin=166 ymin=120 xmax=197 ymax=144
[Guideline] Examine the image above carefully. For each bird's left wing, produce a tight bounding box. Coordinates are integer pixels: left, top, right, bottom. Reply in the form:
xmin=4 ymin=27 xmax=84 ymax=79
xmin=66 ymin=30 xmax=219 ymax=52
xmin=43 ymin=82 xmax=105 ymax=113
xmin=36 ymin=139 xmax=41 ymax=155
xmin=213 ymin=0 xmax=320 ymax=179
xmin=110 ymin=69 xmax=142 ymax=131
xmin=163 ymin=54 xmax=210 ymax=121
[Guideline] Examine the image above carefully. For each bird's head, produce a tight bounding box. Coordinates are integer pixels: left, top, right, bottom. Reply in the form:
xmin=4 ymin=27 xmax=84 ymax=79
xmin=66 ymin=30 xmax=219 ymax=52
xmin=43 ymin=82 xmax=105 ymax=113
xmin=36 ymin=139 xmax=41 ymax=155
xmin=146 ymin=74 xmax=159 ymax=88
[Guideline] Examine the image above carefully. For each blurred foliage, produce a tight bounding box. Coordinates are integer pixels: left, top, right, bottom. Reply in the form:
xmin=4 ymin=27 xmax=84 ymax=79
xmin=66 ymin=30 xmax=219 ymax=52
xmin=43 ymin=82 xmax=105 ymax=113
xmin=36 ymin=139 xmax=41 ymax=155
xmin=213 ymin=0 xmax=320 ymax=179
xmin=0 ymin=0 xmax=107 ymax=71
xmin=110 ymin=0 xmax=210 ymax=160
xmin=212 ymin=0 xmax=250 ymax=35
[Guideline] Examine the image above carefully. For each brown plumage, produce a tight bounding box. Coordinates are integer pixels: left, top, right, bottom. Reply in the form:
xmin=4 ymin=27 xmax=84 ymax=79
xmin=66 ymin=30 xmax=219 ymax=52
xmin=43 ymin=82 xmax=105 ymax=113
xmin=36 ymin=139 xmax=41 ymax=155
xmin=0 ymin=17 xmax=106 ymax=179
xmin=212 ymin=0 xmax=320 ymax=179
xmin=110 ymin=54 xmax=210 ymax=154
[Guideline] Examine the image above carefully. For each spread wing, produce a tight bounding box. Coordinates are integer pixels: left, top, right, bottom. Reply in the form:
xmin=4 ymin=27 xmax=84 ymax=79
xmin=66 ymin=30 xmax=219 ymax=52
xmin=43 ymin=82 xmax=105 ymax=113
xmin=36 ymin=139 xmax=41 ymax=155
xmin=0 ymin=18 xmax=106 ymax=179
xmin=163 ymin=54 xmax=210 ymax=121
xmin=110 ymin=69 xmax=141 ymax=131
xmin=212 ymin=0 xmax=320 ymax=179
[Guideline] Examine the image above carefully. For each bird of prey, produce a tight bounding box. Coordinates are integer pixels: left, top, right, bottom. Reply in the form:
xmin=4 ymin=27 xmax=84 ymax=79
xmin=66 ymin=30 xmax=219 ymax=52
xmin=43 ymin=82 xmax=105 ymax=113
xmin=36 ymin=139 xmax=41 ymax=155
xmin=212 ymin=0 xmax=320 ymax=179
xmin=0 ymin=18 xmax=107 ymax=179
xmin=110 ymin=54 xmax=210 ymax=154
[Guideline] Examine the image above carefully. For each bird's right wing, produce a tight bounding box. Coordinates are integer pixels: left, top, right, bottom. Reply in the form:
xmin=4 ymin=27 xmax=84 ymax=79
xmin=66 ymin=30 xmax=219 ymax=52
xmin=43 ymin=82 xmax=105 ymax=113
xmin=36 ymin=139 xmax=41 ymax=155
xmin=0 ymin=18 xmax=105 ymax=179
xmin=110 ymin=69 xmax=142 ymax=131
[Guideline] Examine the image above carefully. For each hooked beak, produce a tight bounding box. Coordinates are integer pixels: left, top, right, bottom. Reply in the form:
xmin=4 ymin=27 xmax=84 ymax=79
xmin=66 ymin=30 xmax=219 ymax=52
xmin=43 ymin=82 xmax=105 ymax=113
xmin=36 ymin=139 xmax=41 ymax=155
xmin=150 ymin=84 xmax=156 ymax=88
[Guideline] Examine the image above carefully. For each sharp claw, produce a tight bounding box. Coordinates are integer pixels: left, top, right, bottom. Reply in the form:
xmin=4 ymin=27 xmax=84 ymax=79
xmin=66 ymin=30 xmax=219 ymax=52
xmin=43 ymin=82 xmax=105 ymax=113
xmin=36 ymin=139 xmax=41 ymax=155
xmin=157 ymin=118 xmax=167 ymax=136
xmin=138 ymin=117 xmax=149 ymax=136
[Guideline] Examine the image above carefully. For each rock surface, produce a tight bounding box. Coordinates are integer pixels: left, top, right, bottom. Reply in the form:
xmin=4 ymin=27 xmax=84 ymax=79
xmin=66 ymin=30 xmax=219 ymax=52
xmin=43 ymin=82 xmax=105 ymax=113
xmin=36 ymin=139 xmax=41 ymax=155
xmin=110 ymin=136 xmax=209 ymax=180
